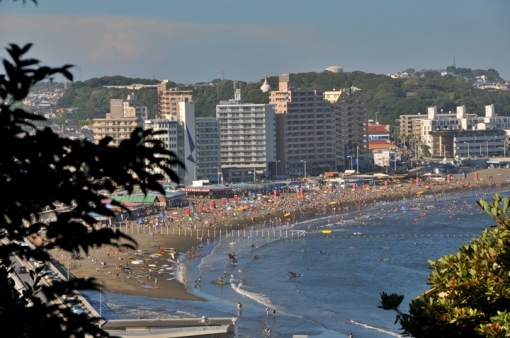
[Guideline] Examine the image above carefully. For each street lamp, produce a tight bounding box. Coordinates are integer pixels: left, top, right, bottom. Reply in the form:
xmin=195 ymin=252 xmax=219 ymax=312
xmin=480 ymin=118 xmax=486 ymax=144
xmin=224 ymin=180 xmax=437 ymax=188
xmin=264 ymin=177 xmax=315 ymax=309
xmin=356 ymin=146 xmax=360 ymax=173
xmin=194 ymin=165 xmax=199 ymax=181
xmin=347 ymin=156 xmax=352 ymax=170
xmin=442 ymin=144 xmax=446 ymax=163
xmin=486 ymin=139 xmax=491 ymax=157
xmin=480 ymin=145 xmax=482 ymax=157
xmin=463 ymin=142 xmax=470 ymax=158
xmin=301 ymin=160 xmax=306 ymax=179
xmin=275 ymin=160 xmax=280 ymax=180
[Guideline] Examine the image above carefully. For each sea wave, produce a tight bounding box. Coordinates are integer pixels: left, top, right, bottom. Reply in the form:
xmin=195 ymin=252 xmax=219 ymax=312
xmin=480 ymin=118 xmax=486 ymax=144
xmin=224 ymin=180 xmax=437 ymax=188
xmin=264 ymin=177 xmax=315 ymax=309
xmin=350 ymin=319 xmax=402 ymax=337
xmin=229 ymin=280 xmax=275 ymax=309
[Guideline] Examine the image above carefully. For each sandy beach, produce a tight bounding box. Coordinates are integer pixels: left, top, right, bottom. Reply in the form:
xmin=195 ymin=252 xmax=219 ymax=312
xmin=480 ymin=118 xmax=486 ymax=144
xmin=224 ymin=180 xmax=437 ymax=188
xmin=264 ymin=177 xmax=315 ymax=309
xmin=51 ymin=168 xmax=510 ymax=301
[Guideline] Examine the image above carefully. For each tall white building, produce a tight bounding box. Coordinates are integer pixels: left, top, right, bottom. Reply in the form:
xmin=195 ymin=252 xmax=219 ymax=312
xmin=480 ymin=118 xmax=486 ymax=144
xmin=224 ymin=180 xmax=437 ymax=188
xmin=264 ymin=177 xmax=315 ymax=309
xmin=195 ymin=118 xmax=221 ymax=182
xmin=178 ymin=98 xmax=197 ymax=186
xmin=216 ymin=89 xmax=276 ymax=182
xmin=143 ymin=97 xmax=197 ymax=186
xmin=143 ymin=119 xmax=185 ymax=183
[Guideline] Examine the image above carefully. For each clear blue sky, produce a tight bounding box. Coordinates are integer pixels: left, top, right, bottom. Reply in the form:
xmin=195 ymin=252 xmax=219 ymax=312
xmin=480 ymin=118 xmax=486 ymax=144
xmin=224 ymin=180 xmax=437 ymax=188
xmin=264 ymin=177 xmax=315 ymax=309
xmin=1 ymin=0 xmax=509 ymax=83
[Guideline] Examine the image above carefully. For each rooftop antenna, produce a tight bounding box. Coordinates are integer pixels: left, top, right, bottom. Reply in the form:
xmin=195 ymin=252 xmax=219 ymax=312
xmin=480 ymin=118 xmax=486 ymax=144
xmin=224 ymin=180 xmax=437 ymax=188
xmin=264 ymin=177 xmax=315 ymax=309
xmin=453 ymin=55 xmax=456 ymax=68
xmin=222 ymin=70 xmax=224 ymax=81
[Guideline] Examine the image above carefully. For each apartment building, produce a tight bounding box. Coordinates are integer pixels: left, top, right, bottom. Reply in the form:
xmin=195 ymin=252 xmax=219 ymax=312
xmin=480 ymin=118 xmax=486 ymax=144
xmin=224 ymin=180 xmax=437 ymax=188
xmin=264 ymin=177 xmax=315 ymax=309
xmin=124 ymin=93 xmax=148 ymax=120
xmin=92 ymin=98 xmax=144 ymax=145
xmin=143 ymin=98 xmax=197 ymax=185
xmin=399 ymin=113 xmax=428 ymax=137
xmin=157 ymin=80 xmax=193 ymax=119
xmin=270 ymin=74 xmax=336 ymax=177
xmin=216 ymin=89 xmax=276 ymax=182
xmin=332 ymin=87 xmax=369 ymax=171
xmin=421 ymin=105 xmax=510 ymax=150
xmin=195 ymin=118 xmax=221 ymax=182
xmin=144 ymin=119 xmax=185 ymax=182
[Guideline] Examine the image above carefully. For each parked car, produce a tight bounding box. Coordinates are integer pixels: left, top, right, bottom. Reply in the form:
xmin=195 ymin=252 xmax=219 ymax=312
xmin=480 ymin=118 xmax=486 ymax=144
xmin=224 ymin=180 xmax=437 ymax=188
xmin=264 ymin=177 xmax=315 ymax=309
xmin=17 ymin=266 xmax=28 ymax=274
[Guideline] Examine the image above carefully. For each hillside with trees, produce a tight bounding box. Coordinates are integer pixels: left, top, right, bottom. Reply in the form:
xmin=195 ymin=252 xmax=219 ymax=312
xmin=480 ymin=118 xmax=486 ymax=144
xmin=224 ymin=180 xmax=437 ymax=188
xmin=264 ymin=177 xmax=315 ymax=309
xmin=56 ymin=70 xmax=510 ymax=127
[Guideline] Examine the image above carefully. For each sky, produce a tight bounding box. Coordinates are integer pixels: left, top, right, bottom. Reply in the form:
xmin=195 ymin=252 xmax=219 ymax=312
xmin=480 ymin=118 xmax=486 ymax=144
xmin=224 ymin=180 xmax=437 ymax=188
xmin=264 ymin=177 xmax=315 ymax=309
xmin=1 ymin=0 xmax=509 ymax=84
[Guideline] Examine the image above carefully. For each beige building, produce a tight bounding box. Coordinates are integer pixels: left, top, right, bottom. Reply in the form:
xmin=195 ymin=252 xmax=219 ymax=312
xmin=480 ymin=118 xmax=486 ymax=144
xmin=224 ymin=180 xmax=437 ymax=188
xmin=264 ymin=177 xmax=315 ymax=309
xmin=399 ymin=113 xmax=428 ymax=137
xmin=92 ymin=112 xmax=141 ymax=145
xmin=270 ymin=74 xmax=336 ymax=177
xmin=93 ymin=96 xmax=146 ymax=145
xmin=323 ymin=90 xmax=343 ymax=103
xmin=157 ymin=80 xmax=193 ymax=119
xmin=331 ymin=87 xmax=369 ymax=170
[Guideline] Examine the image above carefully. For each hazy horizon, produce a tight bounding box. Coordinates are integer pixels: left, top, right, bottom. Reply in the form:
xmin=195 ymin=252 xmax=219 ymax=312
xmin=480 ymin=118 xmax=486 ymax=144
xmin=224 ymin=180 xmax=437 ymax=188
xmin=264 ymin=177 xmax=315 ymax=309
xmin=1 ymin=0 xmax=509 ymax=83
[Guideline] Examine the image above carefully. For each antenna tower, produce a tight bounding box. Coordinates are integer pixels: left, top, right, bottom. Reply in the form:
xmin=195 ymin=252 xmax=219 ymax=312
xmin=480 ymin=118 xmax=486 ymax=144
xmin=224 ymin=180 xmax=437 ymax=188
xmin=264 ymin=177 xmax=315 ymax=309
xmin=453 ymin=55 xmax=456 ymax=68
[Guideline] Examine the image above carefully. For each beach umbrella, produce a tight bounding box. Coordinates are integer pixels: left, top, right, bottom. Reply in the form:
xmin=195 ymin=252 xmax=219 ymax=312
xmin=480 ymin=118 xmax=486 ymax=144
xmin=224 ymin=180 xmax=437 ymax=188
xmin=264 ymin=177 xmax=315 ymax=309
xmin=138 ymin=218 xmax=143 ymax=224
xmin=159 ymin=212 xmax=165 ymax=217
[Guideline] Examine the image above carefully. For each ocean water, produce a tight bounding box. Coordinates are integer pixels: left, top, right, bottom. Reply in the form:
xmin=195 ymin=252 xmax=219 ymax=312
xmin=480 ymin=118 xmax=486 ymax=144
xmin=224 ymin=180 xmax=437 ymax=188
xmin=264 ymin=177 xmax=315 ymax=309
xmin=83 ymin=189 xmax=506 ymax=338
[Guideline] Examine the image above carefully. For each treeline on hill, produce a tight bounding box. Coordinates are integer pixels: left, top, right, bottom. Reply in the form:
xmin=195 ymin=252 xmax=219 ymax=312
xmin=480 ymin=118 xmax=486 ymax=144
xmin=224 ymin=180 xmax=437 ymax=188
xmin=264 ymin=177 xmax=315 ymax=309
xmin=57 ymin=76 xmax=165 ymax=124
xmin=57 ymin=71 xmax=510 ymax=127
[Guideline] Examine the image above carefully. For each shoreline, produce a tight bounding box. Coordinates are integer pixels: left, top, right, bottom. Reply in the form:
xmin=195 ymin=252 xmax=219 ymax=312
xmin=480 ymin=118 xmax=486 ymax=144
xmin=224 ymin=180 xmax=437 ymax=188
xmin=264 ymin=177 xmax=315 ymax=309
xmin=65 ymin=168 xmax=510 ymax=302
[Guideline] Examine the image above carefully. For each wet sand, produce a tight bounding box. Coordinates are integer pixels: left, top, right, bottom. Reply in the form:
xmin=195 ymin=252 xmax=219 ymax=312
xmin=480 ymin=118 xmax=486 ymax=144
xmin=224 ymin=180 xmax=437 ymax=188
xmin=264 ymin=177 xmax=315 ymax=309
xmin=55 ymin=168 xmax=510 ymax=301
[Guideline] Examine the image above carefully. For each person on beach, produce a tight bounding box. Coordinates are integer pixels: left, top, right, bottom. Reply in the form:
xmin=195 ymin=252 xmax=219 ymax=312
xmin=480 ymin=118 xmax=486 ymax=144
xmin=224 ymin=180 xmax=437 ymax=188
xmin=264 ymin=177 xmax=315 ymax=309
xmin=273 ymin=308 xmax=276 ymax=317
xmin=237 ymin=302 xmax=242 ymax=312
xmin=266 ymin=307 xmax=269 ymax=316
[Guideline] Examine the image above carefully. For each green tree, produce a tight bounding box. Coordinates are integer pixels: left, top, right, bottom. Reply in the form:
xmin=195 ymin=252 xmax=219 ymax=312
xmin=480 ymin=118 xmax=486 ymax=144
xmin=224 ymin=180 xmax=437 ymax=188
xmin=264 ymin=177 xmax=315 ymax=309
xmin=379 ymin=192 xmax=510 ymax=337
xmin=0 ymin=44 xmax=182 ymax=337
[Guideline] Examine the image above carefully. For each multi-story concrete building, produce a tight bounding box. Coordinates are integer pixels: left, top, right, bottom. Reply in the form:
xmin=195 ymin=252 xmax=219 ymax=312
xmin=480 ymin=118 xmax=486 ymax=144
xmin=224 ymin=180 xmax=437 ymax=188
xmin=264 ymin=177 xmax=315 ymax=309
xmin=399 ymin=113 xmax=428 ymax=137
xmin=429 ymin=129 xmax=506 ymax=158
xmin=332 ymin=87 xmax=369 ymax=171
xmin=195 ymin=118 xmax=221 ymax=182
xmin=453 ymin=129 xmax=507 ymax=158
xmin=217 ymin=89 xmax=276 ymax=182
xmin=367 ymin=122 xmax=391 ymax=141
xmin=157 ymin=80 xmax=193 ymax=119
xmin=143 ymin=97 xmax=197 ymax=185
xmin=270 ymin=74 xmax=336 ymax=177
xmin=92 ymin=114 xmax=140 ymax=146
xmin=144 ymin=119 xmax=185 ymax=182
xmin=421 ymin=105 xmax=510 ymax=151
xmin=124 ymin=93 xmax=148 ymax=120
xmin=92 ymin=98 xmax=144 ymax=146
